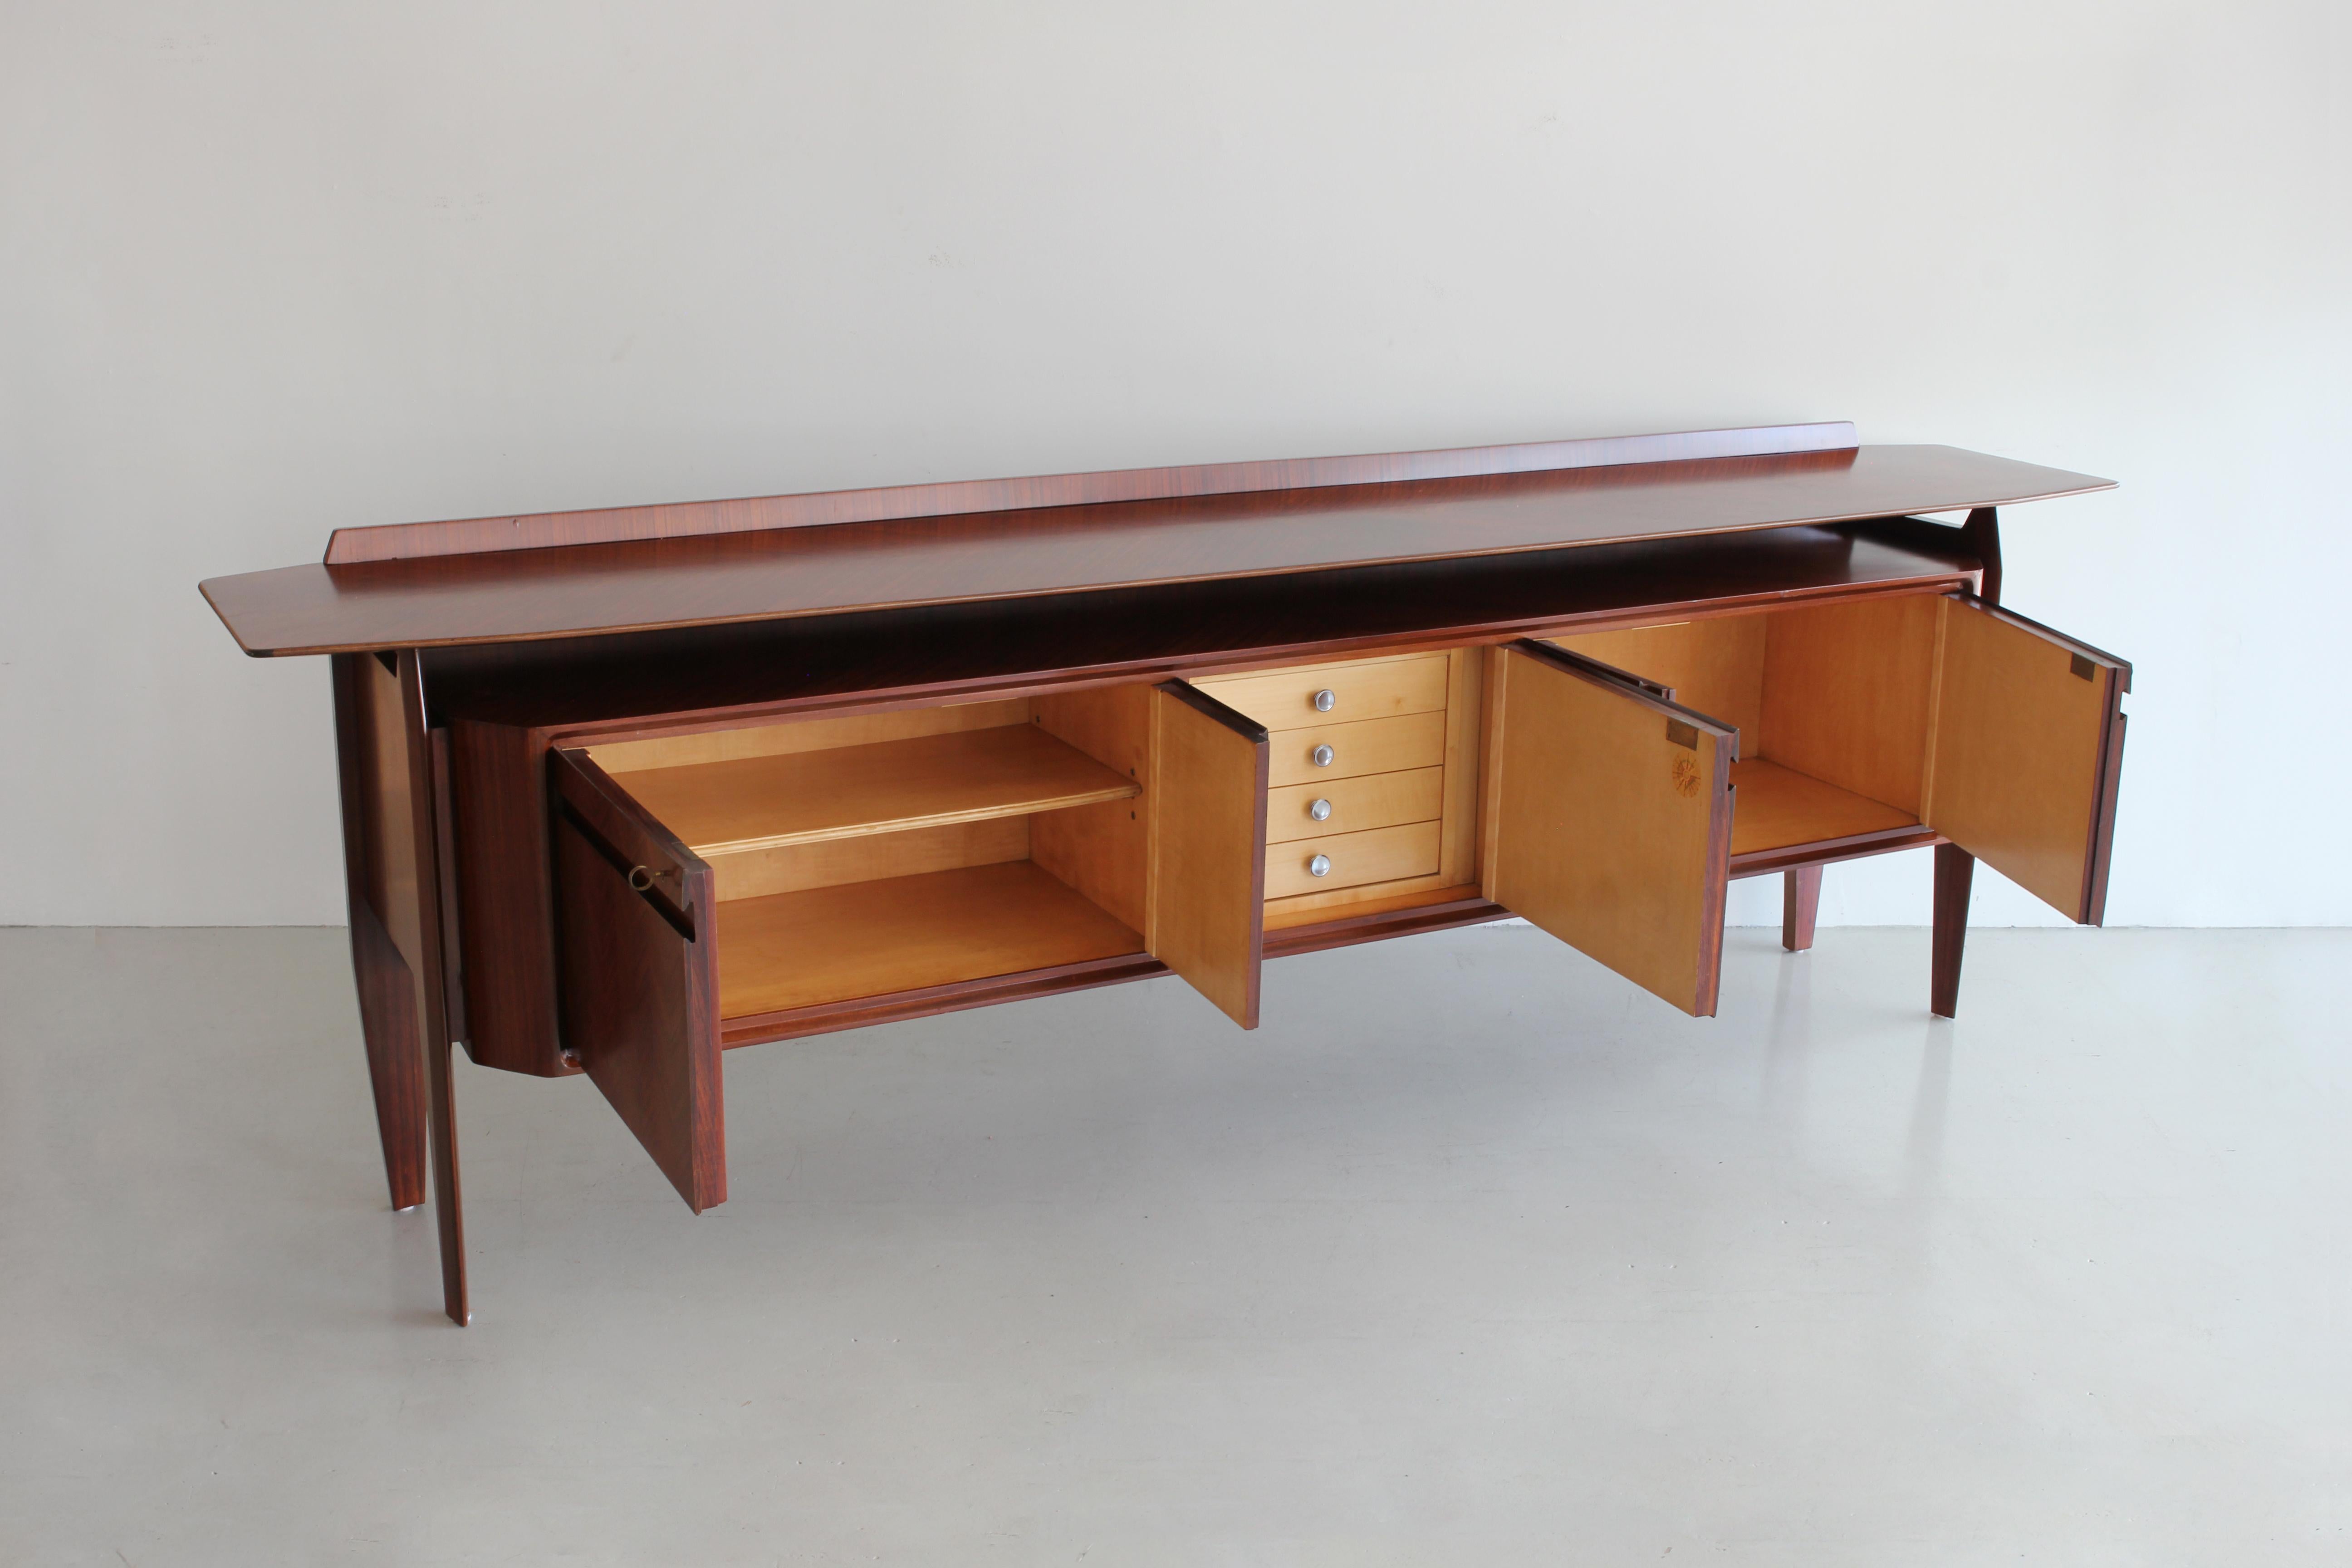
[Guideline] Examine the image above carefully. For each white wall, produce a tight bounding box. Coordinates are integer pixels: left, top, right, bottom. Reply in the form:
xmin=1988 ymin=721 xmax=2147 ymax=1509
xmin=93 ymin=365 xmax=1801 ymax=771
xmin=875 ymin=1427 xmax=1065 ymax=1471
xmin=3 ymin=1 xmax=2346 ymax=928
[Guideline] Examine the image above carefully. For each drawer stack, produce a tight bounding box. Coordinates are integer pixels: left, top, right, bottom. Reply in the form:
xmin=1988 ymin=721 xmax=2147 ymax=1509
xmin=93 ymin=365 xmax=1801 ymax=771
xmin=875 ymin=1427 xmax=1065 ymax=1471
xmin=1191 ymin=651 xmax=1472 ymax=909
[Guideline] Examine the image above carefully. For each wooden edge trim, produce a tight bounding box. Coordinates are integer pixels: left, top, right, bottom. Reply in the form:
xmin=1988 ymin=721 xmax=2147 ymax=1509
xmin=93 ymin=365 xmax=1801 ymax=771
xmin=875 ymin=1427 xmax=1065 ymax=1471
xmin=429 ymin=728 xmax=468 ymax=1046
xmin=1729 ymin=827 xmax=1945 ymax=879
xmin=1946 ymin=592 xmax=2134 ymax=689
xmin=1264 ymin=897 xmax=1514 ymax=958
xmin=720 ymin=952 xmax=1164 ymax=1048
xmin=1151 ymin=678 xmax=1272 ymax=743
xmin=323 ymin=423 xmax=1862 ymax=564
xmin=1694 ymin=726 xmax=1736 ymax=1016
xmin=1504 ymin=638 xmax=1743 ymax=758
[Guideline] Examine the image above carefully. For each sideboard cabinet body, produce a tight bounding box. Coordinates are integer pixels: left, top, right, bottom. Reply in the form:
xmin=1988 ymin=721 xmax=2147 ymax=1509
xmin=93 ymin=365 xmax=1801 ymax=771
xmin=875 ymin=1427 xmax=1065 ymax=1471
xmin=201 ymin=425 xmax=2128 ymax=1321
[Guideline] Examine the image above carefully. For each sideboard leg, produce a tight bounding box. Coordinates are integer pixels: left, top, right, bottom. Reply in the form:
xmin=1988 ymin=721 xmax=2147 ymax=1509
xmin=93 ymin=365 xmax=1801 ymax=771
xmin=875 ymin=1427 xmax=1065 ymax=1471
xmin=1780 ymin=866 xmax=1822 ymax=952
xmin=1931 ymin=844 xmax=1975 ymax=1018
xmin=349 ymin=906 xmax=430 ymax=1210
xmin=334 ymin=655 xmax=429 ymax=1211
xmin=428 ymin=1033 xmax=470 ymax=1325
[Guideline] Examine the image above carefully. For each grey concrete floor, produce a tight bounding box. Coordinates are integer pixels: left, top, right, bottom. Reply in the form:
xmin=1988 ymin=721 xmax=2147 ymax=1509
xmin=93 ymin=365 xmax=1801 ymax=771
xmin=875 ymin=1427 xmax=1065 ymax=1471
xmin=2 ymin=925 xmax=2347 ymax=1565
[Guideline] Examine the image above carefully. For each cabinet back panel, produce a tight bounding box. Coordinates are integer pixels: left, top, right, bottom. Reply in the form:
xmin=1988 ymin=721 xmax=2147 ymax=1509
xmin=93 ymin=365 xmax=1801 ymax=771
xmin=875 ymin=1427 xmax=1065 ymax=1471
xmin=587 ymin=697 xmax=1032 ymax=774
xmin=710 ymin=816 xmax=1029 ymax=902
xmin=1032 ymin=685 xmax=1152 ymax=933
xmin=1759 ymin=596 xmax=1939 ymax=815
xmin=1548 ymin=618 xmax=1768 ymax=751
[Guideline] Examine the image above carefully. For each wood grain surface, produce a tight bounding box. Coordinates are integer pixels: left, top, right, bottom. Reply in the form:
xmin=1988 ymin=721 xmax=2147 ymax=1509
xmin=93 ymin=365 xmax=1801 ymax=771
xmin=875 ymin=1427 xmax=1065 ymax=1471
xmin=704 ymin=816 xmax=1029 ymax=904
xmin=1549 ymin=617 xmax=1768 ymax=747
xmin=1759 ymin=595 xmax=1941 ymax=816
xmin=1483 ymin=641 xmax=1736 ymax=1016
xmin=203 ymin=446 xmax=2105 ymax=657
xmin=1729 ymin=759 xmax=1917 ymax=857
xmin=715 ymin=860 xmax=1144 ymax=1019
xmin=1145 ymin=682 xmax=1269 ymax=1028
xmin=587 ymin=696 xmax=1030 ymax=775
xmin=1923 ymin=597 xmax=2130 ymax=921
xmin=612 ymin=724 xmax=1137 ymax=856
xmin=321 ymin=424 xmax=1862 ymax=564
xmin=1189 ymin=652 xmax=1449 ymax=731
xmin=1266 ymin=767 xmax=1444 ymax=844
xmin=1266 ymin=710 xmax=1447 ymax=788
xmin=1263 ymin=821 xmax=1443 ymax=900
xmin=424 ymin=522 xmax=1984 ymax=733
xmin=549 ymin=749 xmax=725 ymax=1214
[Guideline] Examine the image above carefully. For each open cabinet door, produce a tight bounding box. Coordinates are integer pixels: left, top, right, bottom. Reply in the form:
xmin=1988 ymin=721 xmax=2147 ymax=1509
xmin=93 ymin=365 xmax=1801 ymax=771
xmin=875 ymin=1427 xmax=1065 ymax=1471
xmin=1924 ymin=596 xmax=2130 ymax=924
xmin=550 ymin=748 xmax=726 ymax=1210
xmin=1146 ymin=681 xmax=1269 ymax=1028
xmin=1484 ymin=641 xmax=1739 ymax=1016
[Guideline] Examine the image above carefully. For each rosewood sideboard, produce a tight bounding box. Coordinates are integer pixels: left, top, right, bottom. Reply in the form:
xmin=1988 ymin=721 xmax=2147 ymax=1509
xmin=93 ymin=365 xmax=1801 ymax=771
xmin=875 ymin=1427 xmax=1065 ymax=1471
xmin=200 ymin=422 xmax=2129 ymax=1324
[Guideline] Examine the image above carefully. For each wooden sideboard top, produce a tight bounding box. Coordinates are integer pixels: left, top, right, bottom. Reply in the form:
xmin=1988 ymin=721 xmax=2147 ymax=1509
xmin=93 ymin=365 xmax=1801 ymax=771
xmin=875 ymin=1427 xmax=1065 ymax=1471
xmin=199 ymin=426 xmax=2112 ymax=657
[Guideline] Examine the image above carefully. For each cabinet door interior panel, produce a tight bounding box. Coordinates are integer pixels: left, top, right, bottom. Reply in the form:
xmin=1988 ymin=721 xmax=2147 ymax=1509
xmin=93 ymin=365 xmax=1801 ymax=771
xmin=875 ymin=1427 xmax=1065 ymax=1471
xmin=1484 ymin=642 xmax=1736 ymax=1016
xmin=1145 ymin=682 xmax=1269 ymax=1028
xmin=549 ymin=748 xmax=725 ymax=1213
xmin=1924 ymin=597 xmax=2131 ymax=922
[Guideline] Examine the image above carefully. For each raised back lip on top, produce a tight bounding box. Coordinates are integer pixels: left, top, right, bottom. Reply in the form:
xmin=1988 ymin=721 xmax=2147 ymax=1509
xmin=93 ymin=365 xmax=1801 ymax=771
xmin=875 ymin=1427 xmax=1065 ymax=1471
xmin=320 ymin=421 xmax=1863 ymax=567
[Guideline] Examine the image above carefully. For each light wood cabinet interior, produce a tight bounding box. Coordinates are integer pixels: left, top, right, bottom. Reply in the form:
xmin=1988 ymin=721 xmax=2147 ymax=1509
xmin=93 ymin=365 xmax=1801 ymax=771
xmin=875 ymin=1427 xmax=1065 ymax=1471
xmin=576 ymin=594 xmax=2095 ymax=1027
xmin=1552 ymin=596 xmax=1944 ymax=857
xmin=591 ymin=696 xmax=1155 ymax=1020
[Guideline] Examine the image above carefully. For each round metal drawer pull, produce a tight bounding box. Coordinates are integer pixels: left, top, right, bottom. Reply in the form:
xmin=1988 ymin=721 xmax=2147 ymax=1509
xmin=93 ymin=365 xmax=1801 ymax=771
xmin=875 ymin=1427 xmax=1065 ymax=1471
xmin=1308 ymin=853 xmax=1333 ymax=878
xmin=627 ymin=865 xmax=656 ymax=892
xmin=1313 ymin=688 xmax=1337 ymax=712
xmin=1308 ymin=798 xmax=1333 ymax=821
xmin=1311 ymin=743 xmax=1335 ymax=767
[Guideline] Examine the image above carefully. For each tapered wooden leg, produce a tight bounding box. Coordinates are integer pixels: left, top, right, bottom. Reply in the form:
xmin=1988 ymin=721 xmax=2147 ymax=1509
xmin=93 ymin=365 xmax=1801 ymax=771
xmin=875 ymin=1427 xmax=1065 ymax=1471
xmin=334 ymin=650 xmax=468 ymax=1322
xmin=1780 ymin=866 xmax=1822 ymax=952
xmin=1931 ymin=843 xmax=1974 ymax=1019
xmin=428 ymin=1032 xmax=469 ymax=1325
xmin=349 ymin=904 xmax=430 ymax=1210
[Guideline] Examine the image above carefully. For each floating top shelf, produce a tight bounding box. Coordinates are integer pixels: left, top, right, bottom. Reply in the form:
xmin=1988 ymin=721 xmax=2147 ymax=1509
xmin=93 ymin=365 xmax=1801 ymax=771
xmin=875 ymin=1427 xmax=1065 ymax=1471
xmin=198 ymin=425 xmax=2113 ymax=657
xmin=604 ymin=724 xmax=1139 ymax=857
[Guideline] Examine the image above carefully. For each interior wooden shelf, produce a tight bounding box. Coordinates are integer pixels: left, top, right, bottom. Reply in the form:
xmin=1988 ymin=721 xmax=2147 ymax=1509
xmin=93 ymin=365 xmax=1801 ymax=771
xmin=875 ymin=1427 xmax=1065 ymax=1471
xmin=612 ymin=724 xmax=1140 ymax=856
xmin=715 ymin=860 xmax=1145 ymax=1019
xmin=1730 ymin=758 xmax=1917 ymax=857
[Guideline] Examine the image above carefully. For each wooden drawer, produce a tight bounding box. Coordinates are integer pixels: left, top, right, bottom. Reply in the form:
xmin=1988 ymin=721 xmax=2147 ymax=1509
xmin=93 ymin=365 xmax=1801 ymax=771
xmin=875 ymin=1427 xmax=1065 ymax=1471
xmin=1193 ymin=652 xmax=1448 ymax=731
xmin=1267 ymin=767 xmax=1442 ymax=844
xmin=1266 ymin=710 xmax=1446 ymax=788
xmin=1264 ymin=820 xmax=1442 ymax=900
